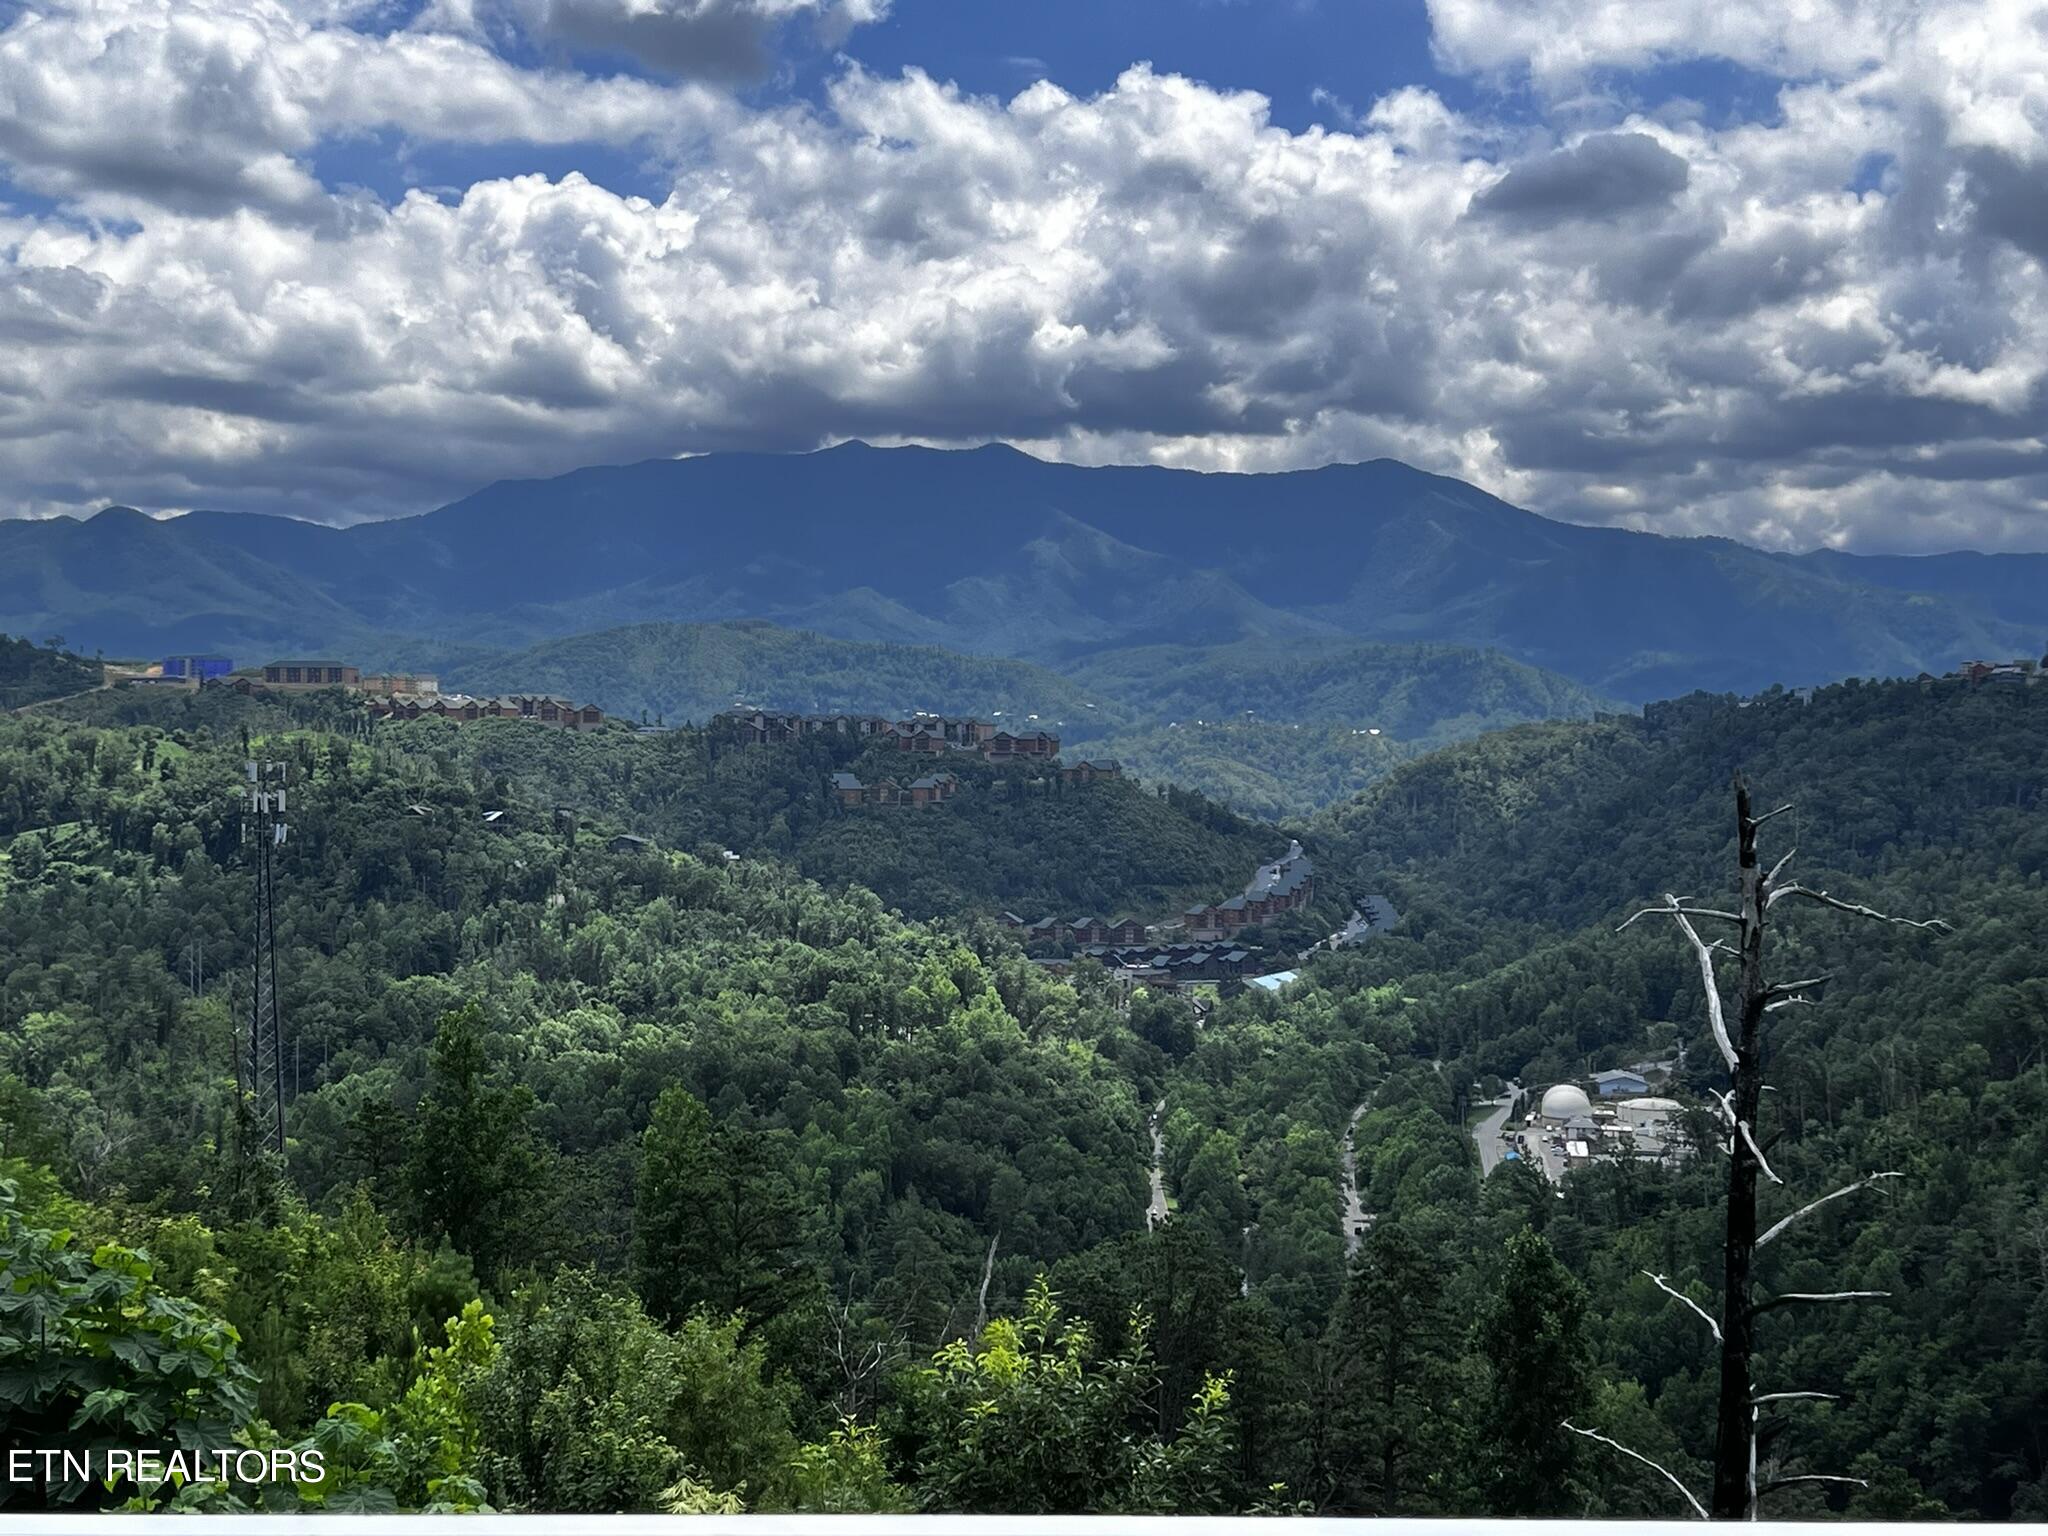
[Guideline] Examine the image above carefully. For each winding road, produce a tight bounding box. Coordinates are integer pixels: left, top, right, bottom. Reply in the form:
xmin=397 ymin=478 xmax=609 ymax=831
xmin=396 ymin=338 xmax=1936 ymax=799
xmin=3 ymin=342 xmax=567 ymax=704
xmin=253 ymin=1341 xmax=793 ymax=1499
xmin=1340 ymin=1100 xmax=1374 ymax=1255
xmin=1146 ymin=1098 xmax=1169 ymax=1228
xmin=9 ymin=681 xmax=111 ymax=716
xmin=1473 ymin=1085 xmax=1525 ymax=1175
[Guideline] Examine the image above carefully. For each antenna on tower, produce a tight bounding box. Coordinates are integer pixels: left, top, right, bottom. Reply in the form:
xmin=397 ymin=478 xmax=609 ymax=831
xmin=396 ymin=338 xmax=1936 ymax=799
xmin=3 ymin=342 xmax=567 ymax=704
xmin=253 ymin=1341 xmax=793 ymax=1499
xmin=243 ymin=758 xmax=291 ymax=1156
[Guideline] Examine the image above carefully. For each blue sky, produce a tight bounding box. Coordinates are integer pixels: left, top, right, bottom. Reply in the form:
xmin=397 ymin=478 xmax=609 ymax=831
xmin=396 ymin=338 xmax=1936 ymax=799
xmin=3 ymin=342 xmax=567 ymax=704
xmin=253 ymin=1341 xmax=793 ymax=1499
xmin=0 ymin=0 xmax=2043 ymax=552
xmin=297 ymin=0 xmax=1478 ymax=206
xmin=805 ymin=0 xmax=1467 ymax=127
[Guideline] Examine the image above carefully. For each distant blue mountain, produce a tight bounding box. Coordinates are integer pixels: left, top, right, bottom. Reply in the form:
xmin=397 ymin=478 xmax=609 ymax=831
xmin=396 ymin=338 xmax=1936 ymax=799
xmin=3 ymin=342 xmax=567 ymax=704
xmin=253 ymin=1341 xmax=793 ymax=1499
xmin=0 ymin=443 xmax=2038 ymax=699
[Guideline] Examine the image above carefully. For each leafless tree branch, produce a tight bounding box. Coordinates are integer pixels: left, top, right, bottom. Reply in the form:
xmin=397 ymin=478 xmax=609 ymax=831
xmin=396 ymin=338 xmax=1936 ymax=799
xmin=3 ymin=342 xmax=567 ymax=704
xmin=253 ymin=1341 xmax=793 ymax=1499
xmin=973 ymin=1230 xmax=1000 ymax=1336
xmin=1563 ymin=1420 xmax=1708 ymax=1519
xmin=1757 ymin=1173 xmax=1903 ymax=1250
xmin=1763 ymin=845 xmax=1798 ymax=889
xmin=1750 ymin=1290 xmax=1891 ymax=1319
xmin=1751 ymin=1391 xmax=1841 ymax=1405
xmin=1618 ymin=895 xmax=1743 ymax=932
xmin=1747 ymin=803 xmax=1797 ymax=828
xmin=1643 ymin=1271 xmax=1722 ymax=1343
xmin=1758 ymin=1474 xmax=1869 ymax=1497
xmin=1766 ymin=884 xmax=1954 ymax=934
xmin=1664 ymin=906 xmax=1740 ymax=1073
xmin=1767 ymin=973 xmax=1834 ymax=998
xmin=1738 ymin=1119 xmax=1784 ymax=1185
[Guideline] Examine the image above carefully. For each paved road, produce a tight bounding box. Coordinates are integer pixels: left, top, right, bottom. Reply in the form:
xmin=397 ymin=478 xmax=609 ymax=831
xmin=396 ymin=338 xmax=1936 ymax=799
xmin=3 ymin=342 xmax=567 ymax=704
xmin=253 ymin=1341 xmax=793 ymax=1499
xmin=1146 ymin=1098 xmax=1168 ymax=1227
xmin=1340 ymin=1101 xmax=1374 ymax=1255
xmin=9 ymin=682 xmax=110 ymax=716
xmin=1473 ymin=1087 xmax=1524 ymax=1175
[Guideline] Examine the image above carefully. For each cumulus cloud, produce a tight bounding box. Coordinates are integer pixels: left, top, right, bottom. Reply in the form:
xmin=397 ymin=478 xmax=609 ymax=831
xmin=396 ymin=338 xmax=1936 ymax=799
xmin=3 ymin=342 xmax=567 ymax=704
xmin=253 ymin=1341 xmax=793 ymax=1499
xmin=0 ymin=0 xmax=2044 ymax=551
xmin=1474 ymin=132 xmax=1689 ymax=225
xmin=525 ymin=0 xmax=889 ymax=80
xmin=0 ymin=0 xmax=723 ymax=217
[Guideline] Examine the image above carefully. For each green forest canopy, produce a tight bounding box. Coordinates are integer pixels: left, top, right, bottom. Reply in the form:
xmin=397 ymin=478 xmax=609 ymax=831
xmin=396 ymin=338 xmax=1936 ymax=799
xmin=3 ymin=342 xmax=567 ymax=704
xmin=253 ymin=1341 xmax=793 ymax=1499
xmin=0 ymin=674 xmax=2042 ymax=1514
xmin=0 ymin=633 xmax=99 ymax=711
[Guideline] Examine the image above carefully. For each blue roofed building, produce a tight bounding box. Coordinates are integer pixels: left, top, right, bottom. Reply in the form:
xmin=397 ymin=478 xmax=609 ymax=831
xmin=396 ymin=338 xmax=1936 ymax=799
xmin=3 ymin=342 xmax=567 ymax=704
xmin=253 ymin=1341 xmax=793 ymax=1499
xmin=162 ymin=654 xmax=233 ymax=680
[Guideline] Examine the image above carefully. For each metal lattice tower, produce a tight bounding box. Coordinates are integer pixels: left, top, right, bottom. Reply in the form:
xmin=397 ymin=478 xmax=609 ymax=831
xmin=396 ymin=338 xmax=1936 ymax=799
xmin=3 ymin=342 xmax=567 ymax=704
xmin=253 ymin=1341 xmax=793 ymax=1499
xmin=243 ymin=760 xmax=290 ymax=1155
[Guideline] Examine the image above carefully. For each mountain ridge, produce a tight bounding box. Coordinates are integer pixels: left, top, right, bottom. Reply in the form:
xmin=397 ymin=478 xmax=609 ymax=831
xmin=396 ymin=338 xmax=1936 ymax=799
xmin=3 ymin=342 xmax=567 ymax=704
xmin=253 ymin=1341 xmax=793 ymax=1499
xmin=2 ymin=443 xmax=2039 ymax=699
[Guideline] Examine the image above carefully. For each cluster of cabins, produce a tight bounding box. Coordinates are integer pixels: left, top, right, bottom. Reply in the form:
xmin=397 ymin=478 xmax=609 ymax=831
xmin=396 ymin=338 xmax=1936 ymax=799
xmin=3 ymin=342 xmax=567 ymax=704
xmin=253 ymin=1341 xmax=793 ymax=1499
xmin=1024 ymin=941 xmax=1262 ymax=988
xmin=1181 ymin=841 xmax=1317 ymax=941
xmin=366 ymin=692 xmax=606 ymax=730
xmin=138 ymin=656 xmax=607 ymax=730
xmin=256 ymin=661 xmax=496 ymax=698
xmin=830 ymin=770 xmax=960 ymax=809
xmin=999 ymin=912 xmax=1151 ymax=947
xmin=997 ymin=841 xmax=1329 ymax=989
xmin=201 ymin=659 xmax=451 ymax=696
xmin=1083 ymin=942 xmax=1260 ymax=984
xmin=1657 ymin=660 xmax=2045 ymax=732
xmin=719 ymin=710 xmax=1062 ymax=761
xmin=210 ymin=657 xmax=607 ymax=729
xmin=829 ymin=757 xmax=1123 ymax=810
xmin=1951 ymin=659 xmax=2042 ymax=688
xmin=1294 ymin=895 xmax=1401 ymax=959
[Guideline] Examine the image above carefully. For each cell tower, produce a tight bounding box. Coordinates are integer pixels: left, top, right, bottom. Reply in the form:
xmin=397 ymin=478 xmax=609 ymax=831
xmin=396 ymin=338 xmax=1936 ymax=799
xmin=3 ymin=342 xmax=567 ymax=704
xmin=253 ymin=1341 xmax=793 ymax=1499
xmin=244 ymin=759 xmax=291 ymax=1155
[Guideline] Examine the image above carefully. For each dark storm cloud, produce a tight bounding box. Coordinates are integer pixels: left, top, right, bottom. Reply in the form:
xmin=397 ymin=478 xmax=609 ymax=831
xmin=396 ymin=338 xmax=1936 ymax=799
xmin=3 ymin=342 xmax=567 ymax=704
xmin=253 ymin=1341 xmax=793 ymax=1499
xmin=536 ymin=0 xmax=879 ymax=82
xmin=540 ymin=0 xmax=778 ymax=81
xmin=1176 ymin=215 xmax=1325 ymax=340
xmin=1964 ymin=147 xmax=2048 ymax=264
xmin=1474 ymin=132 xmax=1691 ymax=225
xmin=97 ymin=371 xmax=329 ymax=424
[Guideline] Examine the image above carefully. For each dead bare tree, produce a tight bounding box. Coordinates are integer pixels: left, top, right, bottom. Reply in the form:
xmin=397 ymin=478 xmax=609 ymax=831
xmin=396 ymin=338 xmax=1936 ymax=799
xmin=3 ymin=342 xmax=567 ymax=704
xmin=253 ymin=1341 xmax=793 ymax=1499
xmin=824 ymin=1287 xmax=901 ymax=1421
xmin=1579 ymin=772 xmax=1949 ymax=1519
xmin=972 ymin=1229 xmax=1000 ymax=1336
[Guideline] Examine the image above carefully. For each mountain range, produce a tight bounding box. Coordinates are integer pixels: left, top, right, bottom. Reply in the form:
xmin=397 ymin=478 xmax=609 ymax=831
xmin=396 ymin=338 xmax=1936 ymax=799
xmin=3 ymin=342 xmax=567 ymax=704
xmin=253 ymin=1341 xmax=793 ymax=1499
xmin=3 ymin=442 xmax=2042 ymax=700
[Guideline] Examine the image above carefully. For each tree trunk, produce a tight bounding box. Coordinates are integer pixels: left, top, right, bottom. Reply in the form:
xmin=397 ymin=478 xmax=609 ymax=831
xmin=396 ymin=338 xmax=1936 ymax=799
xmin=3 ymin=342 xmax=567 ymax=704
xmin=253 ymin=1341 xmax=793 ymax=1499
xmin=1711 ymin=776 xmax=1768 ymax=1518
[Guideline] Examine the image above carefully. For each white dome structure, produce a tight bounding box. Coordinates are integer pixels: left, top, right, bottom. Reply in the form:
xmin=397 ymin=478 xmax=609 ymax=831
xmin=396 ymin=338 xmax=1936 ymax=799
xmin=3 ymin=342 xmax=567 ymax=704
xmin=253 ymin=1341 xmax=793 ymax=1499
xmin=1540 ymin=1084 xmax=1593 ymax=1120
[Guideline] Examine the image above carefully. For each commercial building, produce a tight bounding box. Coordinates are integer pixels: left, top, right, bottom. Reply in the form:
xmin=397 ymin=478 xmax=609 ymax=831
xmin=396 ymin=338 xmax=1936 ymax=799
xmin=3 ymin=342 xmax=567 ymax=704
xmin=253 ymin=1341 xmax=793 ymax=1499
xmin=161 ymin=654 xmax=233 ymax=680
xmin=1184 ymin=840 xmax=1317 ymax=939
xmin=1593 ymin=1068 xmax=1650 ymax=1097
xmin=359 ymin=672 xmax=441 ymax=697
xmin=261 ymin=659 xmax=360 ymax=689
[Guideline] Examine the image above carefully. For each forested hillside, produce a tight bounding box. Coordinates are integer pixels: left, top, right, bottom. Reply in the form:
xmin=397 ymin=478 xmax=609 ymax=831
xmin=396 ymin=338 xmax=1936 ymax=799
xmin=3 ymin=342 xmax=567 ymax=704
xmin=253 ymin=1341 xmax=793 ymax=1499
xmin=1067 ymin=639 xmax=1613 ymax=738
xmin=0 ymin=707 xmax=1175 ymax=1509
xmin=1061 ymin=640 xmax=1613 ymax=819
xmin=0 ymin=634 xmax=99 ymax=710
xmin=0 ymin=678 xmax=2042 ymax=1515
xmin=39 ymin=685 xmax=1305 ymax=924
xmin=432 ymin=621 xmax=1611 ymax=818
xmin=404 ymin=717 xmax=1288 ymax=923
xmin=442 ymin=621 xmax=1113 ymax=732
xmin=1280 ymin=678 xmax=2048 ymax=1516
xmin=1079 ymin=721 xmax=1421 ymax=824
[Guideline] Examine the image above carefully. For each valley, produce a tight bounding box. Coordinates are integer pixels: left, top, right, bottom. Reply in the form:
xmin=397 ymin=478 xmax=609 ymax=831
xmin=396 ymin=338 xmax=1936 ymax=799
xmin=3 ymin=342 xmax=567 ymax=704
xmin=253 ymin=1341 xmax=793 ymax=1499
xmin=2 ymin=643 xmax=2043 ymax=1514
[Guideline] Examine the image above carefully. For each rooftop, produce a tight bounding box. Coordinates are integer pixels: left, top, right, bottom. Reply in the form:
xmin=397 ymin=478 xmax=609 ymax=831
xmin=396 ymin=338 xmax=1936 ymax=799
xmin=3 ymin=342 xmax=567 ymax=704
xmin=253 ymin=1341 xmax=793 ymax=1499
xmin=1245 ymin=969 xmax=1300 ymax=993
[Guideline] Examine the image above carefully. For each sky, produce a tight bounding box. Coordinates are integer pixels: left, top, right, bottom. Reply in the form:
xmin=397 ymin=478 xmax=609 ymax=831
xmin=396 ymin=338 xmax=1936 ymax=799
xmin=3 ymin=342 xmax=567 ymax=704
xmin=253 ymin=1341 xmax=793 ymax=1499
xmin=1 ymin=0 xmax=2046 ymax=552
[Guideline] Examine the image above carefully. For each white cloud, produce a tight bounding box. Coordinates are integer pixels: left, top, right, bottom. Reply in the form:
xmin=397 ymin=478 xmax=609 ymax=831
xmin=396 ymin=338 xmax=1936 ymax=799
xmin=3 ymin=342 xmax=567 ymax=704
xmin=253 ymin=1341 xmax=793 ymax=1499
xmin=477 ymin=0 xmax=890 ymax=81
xmin=0 ymin=0 xmax=725 ymax=216
xmin=0 ymin=0 xmax=2045 ymax=551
